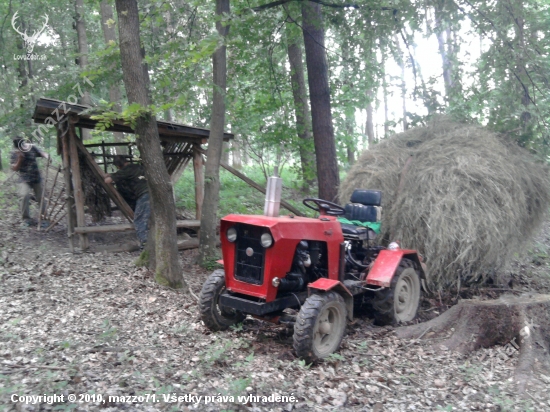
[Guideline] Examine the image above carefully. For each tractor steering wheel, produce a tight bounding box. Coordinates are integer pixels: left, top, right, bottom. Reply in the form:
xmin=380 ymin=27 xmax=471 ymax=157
xmin=303 ymin=198 xmax=346 ymax=216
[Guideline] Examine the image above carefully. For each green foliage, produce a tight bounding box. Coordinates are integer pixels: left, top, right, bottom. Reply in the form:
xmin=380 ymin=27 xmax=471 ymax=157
xmin=97 ymin=319 xmax=118 ymax=341
xmin=174 ymin=165 xmax=311 ymax=218
xmin=293 ymin=358 xmax=312 ymax=370
xmin=0 ymin=0 xmax=547 ymax=230
xmin=200 ymin=257 xmax=223 ymax=271
xmin=200 ymin=340 xmax=235 ymax=366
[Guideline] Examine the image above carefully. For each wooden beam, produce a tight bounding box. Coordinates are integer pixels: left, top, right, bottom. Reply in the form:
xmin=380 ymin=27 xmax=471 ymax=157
xmin=37 ymin=157 xmax=50 ymax=230
xmin=59 ymin=125 xmax=75 ymax=252
xmin=193 ymin=145 xmax=204 ymax=220
xmin=74 ymin=220 xmax=200 ymax=234
xmin=178 ymin=238 xmax=199 ymax=250
xmin=45 ymin=165 xmax=61 ymax=220
xmin=68 ymin=122 xmax=89 ymax=250
xmin=72 ymin=129 xmax=135 ymax=221
xmin=33 ymin=98 xmax=234 ymax=142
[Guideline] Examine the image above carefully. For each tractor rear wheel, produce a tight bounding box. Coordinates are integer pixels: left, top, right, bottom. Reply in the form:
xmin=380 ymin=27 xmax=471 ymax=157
xmin=199 ymin=269 xmax=245 ymax=331
xmin=293 ymin=292 xmax=347 ymax=362
xmin=371 ymin=259 xmax=421 ymax=325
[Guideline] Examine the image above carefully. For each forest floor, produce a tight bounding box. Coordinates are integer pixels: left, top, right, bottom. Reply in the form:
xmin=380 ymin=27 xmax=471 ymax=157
xmin=1 ymin=181 xmax=550 ymax=412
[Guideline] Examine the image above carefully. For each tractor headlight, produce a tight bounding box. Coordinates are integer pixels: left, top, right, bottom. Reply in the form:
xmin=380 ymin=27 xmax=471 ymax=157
xmin=272 ymin=277 xmax=281 ymax=287
xmin=388 ymin=241 xmax=400 ymax=250
xmin=260 ymin=232 xmax=273 ymax=248
xmin=226 ymin=227 xmax=237 ymax=242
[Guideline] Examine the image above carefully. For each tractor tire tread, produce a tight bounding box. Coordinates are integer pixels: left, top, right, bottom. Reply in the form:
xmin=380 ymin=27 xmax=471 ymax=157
xmin=370 ymin=258 xmax=420 ymax=326
xmin=199 ymin=269 xmax=245 ymax=331
xmin=293 ymin=292 xmax=346 ymax=362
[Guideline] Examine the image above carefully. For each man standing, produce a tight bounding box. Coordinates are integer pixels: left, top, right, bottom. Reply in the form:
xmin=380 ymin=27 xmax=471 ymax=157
xmin=10 ymin=137 xmax=49 ymax=226
xmin=105 ymin=155 xmax=150 ymax=249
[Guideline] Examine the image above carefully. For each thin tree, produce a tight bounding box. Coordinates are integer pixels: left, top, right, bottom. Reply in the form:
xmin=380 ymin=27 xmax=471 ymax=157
xmin=100 ymin=0 xmax=125 ymax=150
xmin=301 ymin=1 xmax=339 ymax=202
xmin=74 ymin=0 xmax=92 ymax=140
xmin=394 ymin=35 xmax=408 ymax=131
xmin=365 ymin=91 xmax=375 ymax=147
xmin=115 ymin=0 xmax=187 ymax=289
xmin=198 ymin=0 xmax=230 ymax=266
xmin=286 ymin=22 xmax=315 ymax=189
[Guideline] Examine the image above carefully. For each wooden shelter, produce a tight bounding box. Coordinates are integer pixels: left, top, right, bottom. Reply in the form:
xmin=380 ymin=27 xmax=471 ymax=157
xmin=32 ymin=98 xmax=233 ymax=252
xmin=32 ymin=98 xmax=303 ymax=252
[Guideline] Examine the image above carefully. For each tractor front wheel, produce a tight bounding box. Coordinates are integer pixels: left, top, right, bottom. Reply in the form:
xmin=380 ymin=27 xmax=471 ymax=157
xmin=199 ymin=269 xmax=245 ymax=331
xmin=371 ymin=259 xmax=421 ymax=325
xmin=293 ymin=292 xmax=347 ymax=362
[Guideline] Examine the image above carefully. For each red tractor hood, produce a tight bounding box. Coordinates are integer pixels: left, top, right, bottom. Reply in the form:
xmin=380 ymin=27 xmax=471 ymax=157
xmin=222 ymin=214 xmax=344 ymax=242
xmin=220 ymin=214 xmax=344 ymax=301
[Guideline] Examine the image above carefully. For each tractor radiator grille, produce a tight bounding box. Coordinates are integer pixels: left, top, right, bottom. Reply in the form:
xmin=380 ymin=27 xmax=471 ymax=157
xmin=234 ymin=224 xmax=265 ymax=285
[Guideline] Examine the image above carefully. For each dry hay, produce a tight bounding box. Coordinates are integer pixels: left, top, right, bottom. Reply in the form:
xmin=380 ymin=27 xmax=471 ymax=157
xmin=339 ymin=118 xmax=550 ymax=290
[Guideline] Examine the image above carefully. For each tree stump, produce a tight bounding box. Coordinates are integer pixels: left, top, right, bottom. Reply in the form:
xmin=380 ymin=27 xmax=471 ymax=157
xmin=396 ymin=294 xmax=550 ymax=392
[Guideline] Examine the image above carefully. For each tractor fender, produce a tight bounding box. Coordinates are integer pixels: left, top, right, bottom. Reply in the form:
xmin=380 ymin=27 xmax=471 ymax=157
xmin=308 ymin=278 xmax=353 ymax=321
xmin=365 ymin=249 xmax=426 ymax=288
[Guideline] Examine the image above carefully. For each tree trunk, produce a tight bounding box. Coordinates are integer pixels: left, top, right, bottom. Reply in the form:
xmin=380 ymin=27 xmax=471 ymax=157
xmin=435 ymin=8 xmax=452 ymax=101
xmin=286 ymin=26 xmax=316 ymax=189
xmin=366 ymin=92 xmax=375 ymax=147
xmin=221 ymin=141 xmax=230 ymax=165
xmin=381 ymin=50 xmax=389 ymax=137
xmin=393 ymin=36 xmax=409 ymax=132
xmin=396 ymin=294 xmax=550 ymax=392
xmin=198 ymin=0 xmax=230 ymax=267
xmin=345 ymin=116 xmax=355 ymax=165
xmin=301 ymin=1 xmax=339 ymax=202
xmin=400 ymin=61 xmax=408 ymax=131
xmin=74 ymin=0 xmax=92 ymax=140
xmin=232 ymin=138 xmax=242 ymax=169
xmin=115 ymin=0 xmax=186 ymax=290
xmin=100 ymin=0 xmax=125 ymax=150
xmin=514 ymin=4 xmax=532 ymax=135
xmin=16 ymin=36 xmax=28 ymax=89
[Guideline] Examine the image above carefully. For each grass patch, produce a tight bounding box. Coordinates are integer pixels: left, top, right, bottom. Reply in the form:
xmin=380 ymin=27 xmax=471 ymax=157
xmin=173 ymin=166 xmax=313 ymax=218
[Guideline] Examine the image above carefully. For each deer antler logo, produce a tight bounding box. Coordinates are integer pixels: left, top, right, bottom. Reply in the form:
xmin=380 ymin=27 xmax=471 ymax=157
xmin=12 ymin=11 xmax=49 ymax=55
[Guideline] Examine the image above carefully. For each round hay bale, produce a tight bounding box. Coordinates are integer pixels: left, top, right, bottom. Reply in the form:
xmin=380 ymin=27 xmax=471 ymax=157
xmin=339 ymin=119 xmax=550 ymax=290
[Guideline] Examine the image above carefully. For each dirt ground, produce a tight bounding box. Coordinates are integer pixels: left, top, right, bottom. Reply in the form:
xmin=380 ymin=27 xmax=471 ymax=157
xmin=1 ymin=183 xmax=550 ymax=412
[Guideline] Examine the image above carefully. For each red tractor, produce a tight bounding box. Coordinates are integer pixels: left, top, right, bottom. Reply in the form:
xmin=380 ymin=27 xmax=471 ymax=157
xmin=199 ymin=189 xmax=426 ymax=362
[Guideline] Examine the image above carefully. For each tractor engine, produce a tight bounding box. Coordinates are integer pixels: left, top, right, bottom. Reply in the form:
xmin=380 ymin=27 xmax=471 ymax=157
xmin=276 ymin=240 xmax=329 ymax=293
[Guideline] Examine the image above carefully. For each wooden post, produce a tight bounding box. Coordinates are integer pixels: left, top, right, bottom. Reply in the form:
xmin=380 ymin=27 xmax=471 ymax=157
xmin=102 ymin=140 xmax=107 ymax=173
xmin=193 ymin=144 xmax=204 ymax=220
xmin=45 ymin=165 xmax=61 ymax=219
xmin=48 ymin=189 xmax=66 ymax=223
xmin=73 ymin=135 xmax=134 ymax=221
xmin=68 ymin=118 xmax=89 ymax=250
xmin=37 ymin=157 xmax=51 ymax=230
xmin=59 ymin=124 xmax=75 ymax=252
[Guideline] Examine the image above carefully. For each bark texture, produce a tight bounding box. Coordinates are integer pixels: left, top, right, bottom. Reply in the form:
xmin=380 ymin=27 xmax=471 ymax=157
xmin=396 ymin=294 xmax=550 ymax=392
xmin=115 ymin=0 xmax=186 ymax=290
xmin=301 ymin=1 xmax=339 ymax=202
xmin=74 ymin=0 xmax=92 ymax=140
xmin=198 ymin=0 xmax=230 ymax=266
xmin=286 ymin=26 xmax=315 ymax=188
